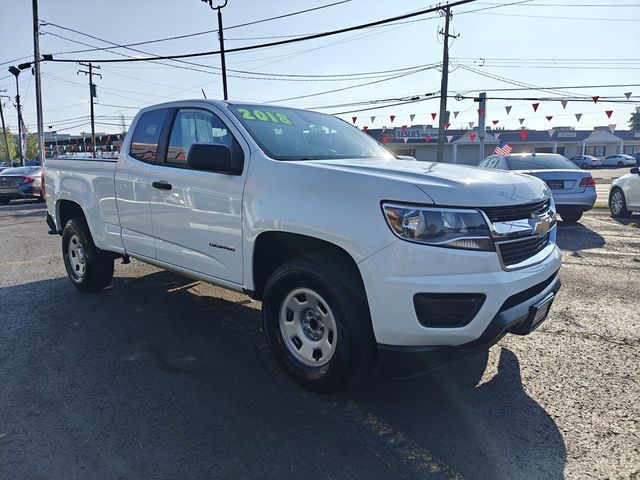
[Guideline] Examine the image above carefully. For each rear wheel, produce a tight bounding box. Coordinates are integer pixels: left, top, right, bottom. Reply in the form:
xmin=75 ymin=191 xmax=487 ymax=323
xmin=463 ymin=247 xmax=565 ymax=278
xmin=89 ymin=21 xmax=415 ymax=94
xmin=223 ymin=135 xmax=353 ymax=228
xmin=617 ymin=161 xmax=624 ymax=168
xmin=262 ymin=254 xmax=376 ymax=393
xmin=560 ymin=211 xmax=583 ymax=224
xmin=62 ymin=218 xmax=114 ymax=292
xmin=609 ymin=188 xmax=630 ymax=218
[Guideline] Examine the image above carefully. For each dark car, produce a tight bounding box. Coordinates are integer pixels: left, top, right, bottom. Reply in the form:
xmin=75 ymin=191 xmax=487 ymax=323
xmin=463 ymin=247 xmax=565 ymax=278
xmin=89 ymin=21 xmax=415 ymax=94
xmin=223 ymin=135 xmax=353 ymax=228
xmin=0 ymin=166 xmax=44 ymax=205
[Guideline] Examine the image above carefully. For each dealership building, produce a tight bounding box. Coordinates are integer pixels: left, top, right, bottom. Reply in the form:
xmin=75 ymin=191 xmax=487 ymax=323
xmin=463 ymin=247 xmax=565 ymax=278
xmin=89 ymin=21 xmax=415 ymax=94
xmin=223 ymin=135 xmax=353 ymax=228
xmin=365 ymin=126 xmax=640 ymax=165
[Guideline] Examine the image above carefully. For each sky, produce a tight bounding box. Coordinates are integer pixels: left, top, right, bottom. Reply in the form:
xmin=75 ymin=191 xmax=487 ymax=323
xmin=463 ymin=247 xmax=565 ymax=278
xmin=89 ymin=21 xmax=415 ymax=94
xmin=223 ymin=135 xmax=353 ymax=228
xmin=1 ymin=0 xmax=639 ymax=136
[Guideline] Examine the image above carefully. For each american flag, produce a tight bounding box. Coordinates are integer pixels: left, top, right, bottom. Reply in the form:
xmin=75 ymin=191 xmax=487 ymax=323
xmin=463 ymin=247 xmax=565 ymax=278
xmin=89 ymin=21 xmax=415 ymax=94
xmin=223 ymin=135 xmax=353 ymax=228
xmin=495 ymin=139 xmax=512 ymax=155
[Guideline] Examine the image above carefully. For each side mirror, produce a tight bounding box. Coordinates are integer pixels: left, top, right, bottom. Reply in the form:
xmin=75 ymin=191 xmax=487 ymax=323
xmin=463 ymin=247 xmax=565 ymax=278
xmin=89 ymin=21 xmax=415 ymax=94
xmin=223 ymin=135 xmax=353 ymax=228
xmin=187 ymin=143 xmax=243 ymax=175
xmin=630 ymin=167 xmax=639 ymax=175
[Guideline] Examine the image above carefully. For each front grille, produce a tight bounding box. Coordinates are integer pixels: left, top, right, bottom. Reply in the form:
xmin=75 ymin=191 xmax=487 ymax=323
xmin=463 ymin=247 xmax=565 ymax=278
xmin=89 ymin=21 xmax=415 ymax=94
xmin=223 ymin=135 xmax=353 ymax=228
xmin=480 ymin=199 xmax=550 ymax=222
xmin=497 ymin=232 xmax=550 ymax=266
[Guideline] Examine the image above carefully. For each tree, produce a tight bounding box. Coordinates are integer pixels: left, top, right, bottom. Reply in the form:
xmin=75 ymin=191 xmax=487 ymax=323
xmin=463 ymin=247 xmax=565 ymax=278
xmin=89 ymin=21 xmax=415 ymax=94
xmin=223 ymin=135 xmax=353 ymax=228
xmin=0 ymin=127 xmax=16 ymax=163
xmin=25 ymin=132 xmax=39 ymax=161
xmin=629 ymin=106 xmax=640 ymax=130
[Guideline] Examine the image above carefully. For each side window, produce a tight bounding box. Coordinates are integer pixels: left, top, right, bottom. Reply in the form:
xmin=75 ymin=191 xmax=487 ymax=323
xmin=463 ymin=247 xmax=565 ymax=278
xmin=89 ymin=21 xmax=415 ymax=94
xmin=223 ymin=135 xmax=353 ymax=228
xmin=479 ymin=158 xmax=490 ymax=167
xmin=129 ymin=109 xmax=167 ymax=163
xmin=167 ymin=108 xmax=233 ymax=165
xmin=488 ymin=157 xmax=499 ymax=168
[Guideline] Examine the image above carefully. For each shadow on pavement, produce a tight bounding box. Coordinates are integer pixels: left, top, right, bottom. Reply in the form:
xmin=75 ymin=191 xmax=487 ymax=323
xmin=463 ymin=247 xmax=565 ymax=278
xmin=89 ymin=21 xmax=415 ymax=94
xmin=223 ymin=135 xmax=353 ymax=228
xmin=556 ymin=221 xmax=605 ymax=252
xmin=0 ymin=270 xmax=566 ymax=479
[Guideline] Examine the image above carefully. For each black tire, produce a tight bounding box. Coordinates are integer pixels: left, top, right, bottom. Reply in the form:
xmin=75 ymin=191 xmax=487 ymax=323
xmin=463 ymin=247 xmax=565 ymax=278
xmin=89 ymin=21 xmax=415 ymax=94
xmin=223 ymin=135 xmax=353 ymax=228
xmin=62 ymin=218 xmax=114 ymax=292
xmin=0 ymin=198 xmax=11 ymax=205
xmin=617 ymin=161 xmax=623 ymax=168
xmin=262 ymin=254 xmax=377 ymax=393
xmin=580 ymin=162 xmax=588 ymax=169
xmin=560 ymin=211 xmax=583 ymax=224
xmin=609 ymin=187 xmax=630 ymax=218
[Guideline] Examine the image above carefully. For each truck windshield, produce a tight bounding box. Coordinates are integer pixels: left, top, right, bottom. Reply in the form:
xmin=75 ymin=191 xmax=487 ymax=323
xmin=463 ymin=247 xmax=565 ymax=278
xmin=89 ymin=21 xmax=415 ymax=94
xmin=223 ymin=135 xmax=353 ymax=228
xmin=229 ymin=104 xmax=394 ymax=161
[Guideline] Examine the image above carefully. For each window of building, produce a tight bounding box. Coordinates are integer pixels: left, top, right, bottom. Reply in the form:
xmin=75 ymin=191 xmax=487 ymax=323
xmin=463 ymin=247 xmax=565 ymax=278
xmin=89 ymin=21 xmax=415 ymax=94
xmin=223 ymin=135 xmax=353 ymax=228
xmin=623 ymin=145 xmax=640 ymax=155
xmin=585 ymin=145 xmax=606 ymax=157
xmin=129 ymin=109 xmax=167 ymax=163
xmin=167 ymin=108 xmax=233 ymax=165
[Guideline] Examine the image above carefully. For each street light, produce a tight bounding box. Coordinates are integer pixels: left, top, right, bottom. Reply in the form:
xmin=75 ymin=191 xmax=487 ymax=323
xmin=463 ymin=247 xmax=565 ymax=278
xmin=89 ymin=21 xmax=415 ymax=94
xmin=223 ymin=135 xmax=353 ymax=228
xmin=202 ymin=0 xmax=229 ymax=100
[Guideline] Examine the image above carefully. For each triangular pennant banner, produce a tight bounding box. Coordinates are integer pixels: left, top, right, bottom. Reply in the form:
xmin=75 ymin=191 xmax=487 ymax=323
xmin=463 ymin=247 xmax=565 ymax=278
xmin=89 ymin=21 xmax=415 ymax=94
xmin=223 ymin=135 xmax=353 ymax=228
xmin=383 ymin=134 xmax=389 ymax=143
xmin=505 ymin=106 xmax=512 ymax=115
xmin=468 ymin=121 xmax=474 ymax=129
xmin=362 ymin=126 xmax=369 ymax=132
xmin=447 ymin=135 xmax=453 ymax=143
xmin=608 ymin=124 xmax=616 ymax=133
xmin=624 ymin=92 xmax=632 ymax=100
xmin=494 ymin=133 xmax=501 ymax=140
xmin=492 ymin=120 xmax=499 ymax=125
xmin=605 ymin=110 xmax=613 ymax=119
xmin=445 ymin=123 xmax=450 ymax=130
xmin=409 ymin=114 xmax=416 ymax=122
xmin=470 ymin=133 xmax=477 ymax=142
xmin=370 ymin=116 xmax=376 ymax=124
xmin=561 ymin=100 xmax=568 ymax=109
xmin=389 ymin=115 xmax=395 ymax=123
xmin=532 ymin=103 xmax=540 ymax=112
xmin=548 ymin=128 xmax=556 ymax=138
xmin=575 ymin=113 xmax=582 ymax=122
xmin=401 ymin=125 xmax=408 ymax=132
xmin=431 ymin=113 xmax=437 ymax=120
xmin=424 ymin=134 xmax=431 ymax=143
xmin=477 ymin=108 xmax=484 ymax=116
xmin=546 ymin=116 xmax=553 ymax=121
xmin=592 ymin=96 xmax=599 ymax=103
xmin=520 ymin=130 xmax=528 ymax=141
xmin=453 ymin=111 xmax=459 ymax=118
xmin=519 ymin=118 xmax=525 ymax=125
xmin=403 ymin=137 xmax=409 ymax=143
xmin=352 ymin=116 xmax=357 ymax=124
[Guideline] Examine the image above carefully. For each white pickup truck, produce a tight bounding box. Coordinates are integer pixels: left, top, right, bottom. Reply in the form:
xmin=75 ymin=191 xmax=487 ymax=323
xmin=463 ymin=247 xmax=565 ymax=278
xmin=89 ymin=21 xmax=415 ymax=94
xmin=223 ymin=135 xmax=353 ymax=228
xmin=45 ymin=100 xmax=561 ymax=392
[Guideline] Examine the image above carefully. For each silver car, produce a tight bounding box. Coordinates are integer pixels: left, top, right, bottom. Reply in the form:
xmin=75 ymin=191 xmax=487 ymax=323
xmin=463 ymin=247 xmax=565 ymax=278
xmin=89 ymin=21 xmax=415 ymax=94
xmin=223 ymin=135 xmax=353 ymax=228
xmin=0 ymin=166 xmax=44 ymax=205
xmin=479 ymin=153 xmax=597 ymax=224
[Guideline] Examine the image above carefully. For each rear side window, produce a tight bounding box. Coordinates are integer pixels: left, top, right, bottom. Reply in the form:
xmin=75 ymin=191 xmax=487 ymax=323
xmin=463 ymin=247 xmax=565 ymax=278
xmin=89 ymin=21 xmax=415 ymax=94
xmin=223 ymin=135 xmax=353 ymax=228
xmin=129 ymin=109 xmax=167 ymax=163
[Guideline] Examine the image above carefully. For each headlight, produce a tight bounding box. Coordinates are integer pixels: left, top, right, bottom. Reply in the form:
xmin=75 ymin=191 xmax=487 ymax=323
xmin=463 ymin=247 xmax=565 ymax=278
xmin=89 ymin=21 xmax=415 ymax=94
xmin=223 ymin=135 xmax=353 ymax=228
xmin=382 ymin=203 xmax=494 ymax=251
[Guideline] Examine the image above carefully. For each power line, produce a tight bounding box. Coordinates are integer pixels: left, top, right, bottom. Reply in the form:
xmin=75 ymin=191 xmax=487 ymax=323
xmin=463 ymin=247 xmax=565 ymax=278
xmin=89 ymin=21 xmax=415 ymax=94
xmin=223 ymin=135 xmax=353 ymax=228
xmin=44 ymin=0 xmax=477 ymax=64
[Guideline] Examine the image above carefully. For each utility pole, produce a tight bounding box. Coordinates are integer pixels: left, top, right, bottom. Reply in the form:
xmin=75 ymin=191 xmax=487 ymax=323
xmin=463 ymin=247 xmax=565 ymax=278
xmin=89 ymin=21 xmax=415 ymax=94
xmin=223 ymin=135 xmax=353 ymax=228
xmin=8 ymin=66 xmax=24 ymax=165
xmin=0 ymin=92 xmax=9 ymax=164
xmin=202 ymin=0 xmax=229 ymax=100
xmin=435 ymin=5 xmax=459 ymax=163
xmin=32 ymin=0 xmax=45 ymax=165
xmin=78 ymin=63 xmax=101 ymax=158
xmin=475 ymin=92 xmax=487 ymax=163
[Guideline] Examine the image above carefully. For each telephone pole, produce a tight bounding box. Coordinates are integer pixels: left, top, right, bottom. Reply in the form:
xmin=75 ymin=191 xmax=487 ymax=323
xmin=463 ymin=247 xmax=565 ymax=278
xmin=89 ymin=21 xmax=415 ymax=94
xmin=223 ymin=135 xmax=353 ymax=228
xmin=32 ymin=0 xmax=45 ymax=165
xmin=0 ymin=92 xmax=9 ymax=163
xmin=78 ymin=63 xmax=101 ymax=158
xmin=475 ymin=92 xmax=487 ymax=163
xmin=435 ymin=5 xmax=459 ymax=163
xmin=202 ymin=0 xmax=229 ymax=100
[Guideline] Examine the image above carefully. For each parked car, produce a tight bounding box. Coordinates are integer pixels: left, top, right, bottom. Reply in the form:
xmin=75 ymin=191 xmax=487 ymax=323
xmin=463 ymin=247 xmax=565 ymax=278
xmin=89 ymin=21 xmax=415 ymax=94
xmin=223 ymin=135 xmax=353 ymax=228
xmin=600 ymin=154 xmax=636 ymax=168
xmin=0 ymin=166 xmax=44 ymax=204
xmin=569 ymin=155 xmax=601 ymax=169
xmin=479 ymin=153 xmax=596 ymax=224
xmin=609 ymin=167 xmax=640 ymax=217
xmin=44 ymin=100 xmax=562 ymax=392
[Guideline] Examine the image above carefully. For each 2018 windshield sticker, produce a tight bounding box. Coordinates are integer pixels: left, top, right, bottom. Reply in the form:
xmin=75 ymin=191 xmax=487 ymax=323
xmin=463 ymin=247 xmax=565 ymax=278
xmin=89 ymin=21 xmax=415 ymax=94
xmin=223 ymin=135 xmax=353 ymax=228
xmin=236 ymin=108 xmax=293 ymax=125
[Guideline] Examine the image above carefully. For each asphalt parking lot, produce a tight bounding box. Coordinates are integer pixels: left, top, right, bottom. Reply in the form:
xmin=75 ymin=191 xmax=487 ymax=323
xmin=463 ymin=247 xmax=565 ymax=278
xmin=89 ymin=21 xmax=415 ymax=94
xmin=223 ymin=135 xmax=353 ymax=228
xmin=1 ymin=201 xmax=638 ymax=480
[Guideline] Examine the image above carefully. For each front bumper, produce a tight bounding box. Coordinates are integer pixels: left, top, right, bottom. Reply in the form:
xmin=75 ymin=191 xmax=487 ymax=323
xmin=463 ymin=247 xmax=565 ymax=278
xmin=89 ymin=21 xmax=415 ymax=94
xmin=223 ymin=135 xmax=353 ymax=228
xmin=377 ymin=273 xmax=561 ymax=377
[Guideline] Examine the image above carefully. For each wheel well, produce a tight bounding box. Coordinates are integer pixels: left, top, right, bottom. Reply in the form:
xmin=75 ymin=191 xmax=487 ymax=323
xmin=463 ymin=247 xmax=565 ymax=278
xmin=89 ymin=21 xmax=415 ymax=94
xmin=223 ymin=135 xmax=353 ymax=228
xmin=57 ymin=200 xmax=86 ymax=230
xmin=251 ymin=231 xmax=365 ymax=301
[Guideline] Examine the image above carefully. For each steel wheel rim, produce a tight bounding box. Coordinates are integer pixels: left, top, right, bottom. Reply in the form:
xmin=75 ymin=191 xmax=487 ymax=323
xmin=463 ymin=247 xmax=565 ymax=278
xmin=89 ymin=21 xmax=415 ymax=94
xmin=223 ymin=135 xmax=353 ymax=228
xmin=278 ymin=287 xmax=338 ymax=367
xmin=68 ymin=234 xmax=87 ymax=280
xmin=611 ymin=191 xmax=623 ymax=215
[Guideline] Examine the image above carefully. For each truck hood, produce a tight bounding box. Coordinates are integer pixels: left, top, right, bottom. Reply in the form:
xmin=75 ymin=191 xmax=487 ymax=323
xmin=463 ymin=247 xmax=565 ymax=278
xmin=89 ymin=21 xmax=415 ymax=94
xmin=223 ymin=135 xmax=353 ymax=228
xmin=305 ymin=158 xmax=550 ymax=207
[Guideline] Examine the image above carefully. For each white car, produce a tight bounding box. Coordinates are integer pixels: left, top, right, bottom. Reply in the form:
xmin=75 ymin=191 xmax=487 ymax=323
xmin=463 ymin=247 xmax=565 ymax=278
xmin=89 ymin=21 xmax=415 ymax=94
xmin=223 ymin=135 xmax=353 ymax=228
xmin=609 ymin=167 xmax=640 ymax=217
xmin=569 ymin=155 xmax=602 ymax=169
xmin=600 ymin=154 xmax=636 ymax=168
xmin=44 ymin=100 xmax=561 ymax=392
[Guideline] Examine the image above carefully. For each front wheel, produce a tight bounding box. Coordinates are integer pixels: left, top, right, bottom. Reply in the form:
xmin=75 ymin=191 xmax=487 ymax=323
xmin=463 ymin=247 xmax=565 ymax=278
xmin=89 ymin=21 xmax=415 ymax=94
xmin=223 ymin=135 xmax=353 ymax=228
xmin=609 ymin=188 xmax=630 ymax=218
xmin=560 ymin=211 xmax=583 ymax=224
xmin=262 ymin=254 xmax=376 ymax=393
xmin=62 ymin=218 xmax=114 ymax=292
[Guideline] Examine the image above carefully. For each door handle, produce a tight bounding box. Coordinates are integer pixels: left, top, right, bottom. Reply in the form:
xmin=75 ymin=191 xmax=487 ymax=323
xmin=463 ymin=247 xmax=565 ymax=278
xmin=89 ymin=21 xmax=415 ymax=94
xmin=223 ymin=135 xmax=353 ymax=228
xmin=152 ymin=181 xmax=172 ymax=191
